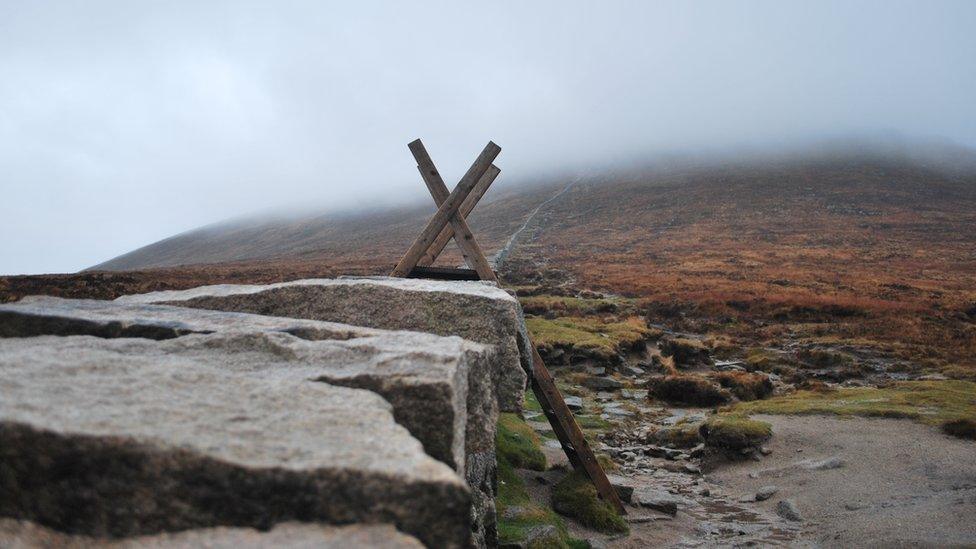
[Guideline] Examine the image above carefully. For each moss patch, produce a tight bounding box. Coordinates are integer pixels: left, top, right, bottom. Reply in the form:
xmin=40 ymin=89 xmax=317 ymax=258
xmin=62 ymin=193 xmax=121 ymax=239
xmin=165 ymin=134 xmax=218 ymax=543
xmin=497 ymin=413 xmax=547 ymax=471
xmin=551 ymin=470 xmax=629 ymax=534
xmin=496 ymin=413 xmax=588 ymax=548
xmin=732 ymin=380 xmax=976 ymax=427
xmin=701 ymin=416 xmax=772 ymax=450
xmin=526 ymin=316 xmax=653 ymax=358
xmin=519 ymin=294 xmax=635 ymax=316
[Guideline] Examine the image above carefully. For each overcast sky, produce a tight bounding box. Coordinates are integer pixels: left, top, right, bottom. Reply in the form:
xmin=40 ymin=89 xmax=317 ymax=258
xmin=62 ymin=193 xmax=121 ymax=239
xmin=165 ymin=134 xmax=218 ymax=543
xmin=2 ymin=1 xmax=975 ymax=275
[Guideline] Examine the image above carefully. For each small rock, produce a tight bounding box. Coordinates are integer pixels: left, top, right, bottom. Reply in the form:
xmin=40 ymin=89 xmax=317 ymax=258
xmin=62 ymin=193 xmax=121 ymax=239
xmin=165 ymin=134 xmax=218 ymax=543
xmin=523 ymin=524 xmax=560 ymax=546
xmin=688 ymin=443 xmax=705 ymax=458
xmin=502 ymin=506 xmax=527 ymax=520
xmin=698 ymin=488 xmax=711 ymax=497
xmin=748 ymin=472 xmax=759 ymax=479
xmin=844 ymin=502 xmax=867 ymax=511
xmin=586 ymin=366 xmax=607 ymax=376
xmin=776 ymin=499 xmax=803 ymax=522
xmin=918 ymin=373 xmax=947 ymax=381
xmin=596 ymin=391 xmax=615 ymax=402
xmin=544 ymin=439 xmax=563 ymax=450
xmin=583 ymin=376 xmax=624 ymax=391
xmin=603 ymin=406 xmax=635 ymax=417
xmin=606 ymin=474 xmax=635 ymax=503
xmin=646 ymin=445 xmax=684 ymax=460
xmin=623 ymin=365 xmax=646 ymax=376
xmin=755 ymin=485 xmax=778 ymax=501
xmin=759 ymin=446 xmax=772 ymax=455
xmin=801 ymin=456 xmax=845 ymax=470
xmin=738 ymin=494 xmax=755 ymax=503
xmin=564 ymin=395 xmax=584 ymax=411
xmin=586 ymin=538 xmax=609 ymax=549
xmin=620 ymin=389 xmax=640 ymax=399
xmin=683 ymin=463 xmax=701 ymax=475
xmin=634 ymin=488 xmax=682 ymax=516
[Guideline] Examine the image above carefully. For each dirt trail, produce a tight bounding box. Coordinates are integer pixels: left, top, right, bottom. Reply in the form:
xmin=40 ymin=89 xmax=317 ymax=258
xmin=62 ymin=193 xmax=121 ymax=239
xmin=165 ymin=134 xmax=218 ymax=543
xmin=708 ymin=414 xmax=976 ymax=548
xmin=490 ymin=178 xmax=577 ymax=270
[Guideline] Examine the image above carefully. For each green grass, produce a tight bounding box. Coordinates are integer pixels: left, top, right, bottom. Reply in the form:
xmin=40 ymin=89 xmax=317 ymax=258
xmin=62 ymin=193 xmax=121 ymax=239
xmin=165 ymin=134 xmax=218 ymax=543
xmin=730 ymin=380 xmax=976 ymax=439
xmin=496 ymin=411 xmax=588 ymax=548
xmin=497 ymin=413 xmax=548 ymax=471
xmin=733 ymin=380 xmax=976 ymax=424
xmin=526 ymin=316 xmax=653 ymax=357
xmin=525 ymin=389 xmax=544 ymax=413
xmin=551 ymin=470 xmax=629 ymax=534
xmin=519 ymin=294 xmax=636 ymax=316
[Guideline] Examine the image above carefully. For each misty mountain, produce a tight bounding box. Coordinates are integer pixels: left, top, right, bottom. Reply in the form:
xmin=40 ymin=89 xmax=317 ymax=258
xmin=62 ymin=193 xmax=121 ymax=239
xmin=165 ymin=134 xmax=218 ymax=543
xmin=91 ymin=140 xmax=976 ymax=275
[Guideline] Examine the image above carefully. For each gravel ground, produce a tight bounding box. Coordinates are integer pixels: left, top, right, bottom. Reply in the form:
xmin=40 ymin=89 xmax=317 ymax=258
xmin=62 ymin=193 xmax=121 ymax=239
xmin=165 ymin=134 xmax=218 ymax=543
xmin=708 ymin=414 xmax=976 ymax=548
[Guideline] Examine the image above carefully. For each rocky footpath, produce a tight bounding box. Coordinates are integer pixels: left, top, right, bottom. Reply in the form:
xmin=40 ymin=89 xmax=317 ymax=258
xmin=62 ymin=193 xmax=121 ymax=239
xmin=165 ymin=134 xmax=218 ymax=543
xmin=0 ymin=278 xmax=533 ymax=548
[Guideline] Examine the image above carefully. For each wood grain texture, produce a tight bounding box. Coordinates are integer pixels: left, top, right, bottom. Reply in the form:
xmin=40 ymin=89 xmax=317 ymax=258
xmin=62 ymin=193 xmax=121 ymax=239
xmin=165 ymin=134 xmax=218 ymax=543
xmin=409 ymin=141 xmax=497 ymax=279
xmin=390 ymin=141 xmax=500 ymax=277
xmin=417 ymin=165 xmax=500 ymax=268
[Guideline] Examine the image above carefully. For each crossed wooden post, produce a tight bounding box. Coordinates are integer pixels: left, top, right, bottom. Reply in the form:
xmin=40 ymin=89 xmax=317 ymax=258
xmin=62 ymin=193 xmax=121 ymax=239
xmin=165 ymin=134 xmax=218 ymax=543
xmin=391 ymin=139 xmax=626 ymax=515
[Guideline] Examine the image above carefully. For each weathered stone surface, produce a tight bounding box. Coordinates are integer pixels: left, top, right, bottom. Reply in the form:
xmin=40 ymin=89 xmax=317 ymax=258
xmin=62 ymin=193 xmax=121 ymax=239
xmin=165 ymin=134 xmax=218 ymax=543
xmin=0 ymin=519 xmax=424 ymax=548
xmin=0 ymin=335 xmax=471 ymax=548
xmin=0 ymin=294 xmax=508 ymax=548
xmin=0 ymin=296 xmax=494 ymax=472
xmin=116 ymin=277 xmax=530 ymax=413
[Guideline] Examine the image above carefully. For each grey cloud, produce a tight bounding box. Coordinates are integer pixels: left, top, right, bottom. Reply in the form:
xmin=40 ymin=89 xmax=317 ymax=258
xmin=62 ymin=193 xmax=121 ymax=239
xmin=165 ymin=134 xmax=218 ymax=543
xmin=2 ymin=0 xmax=975 ymax=274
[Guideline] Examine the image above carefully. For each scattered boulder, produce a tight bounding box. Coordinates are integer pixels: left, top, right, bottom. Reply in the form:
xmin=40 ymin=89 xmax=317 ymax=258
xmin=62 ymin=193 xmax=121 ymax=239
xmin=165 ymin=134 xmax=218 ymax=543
xmin=800 ymin=456 xmax=846 ymax=470
xmin=564 ymin=395 xmax=584 ymax=411
xmin=647 ymin=375 xmax=732 ymax=406
xmin=634 ymin=488 xmax=682 ymax=516
xmin=583 ymin=376 xmax=624 ymax=391
xmin=606 ymin=475 xmax=635 ymax=504
xmin=776 ymin=500 xmax=803 ymax=522
xmin=755 ymin=485 xmax=779 ymax=501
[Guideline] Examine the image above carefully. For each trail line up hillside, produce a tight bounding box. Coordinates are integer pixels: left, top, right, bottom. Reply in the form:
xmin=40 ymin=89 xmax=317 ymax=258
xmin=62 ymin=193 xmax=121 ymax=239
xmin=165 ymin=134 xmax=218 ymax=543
xmin=490 ymin=178 xmax=577 ymax=270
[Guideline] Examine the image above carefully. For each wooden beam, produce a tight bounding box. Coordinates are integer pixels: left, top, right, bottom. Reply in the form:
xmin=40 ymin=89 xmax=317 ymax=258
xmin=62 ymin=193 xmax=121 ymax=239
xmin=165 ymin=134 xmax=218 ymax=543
xmin=409 ymin=140 xmax=497 ymax=280
xmin=390 ymin=141 xmax=500 ymax=277
xmin=417 ymin=164 xmax=500 ymax=268
xmin=529 ymin=347 xmax=626 ymax=514
xmin=392 ymin=137 xmax=625 ymax=515
xmin=406 ymin=266 xmax=480 ymax=281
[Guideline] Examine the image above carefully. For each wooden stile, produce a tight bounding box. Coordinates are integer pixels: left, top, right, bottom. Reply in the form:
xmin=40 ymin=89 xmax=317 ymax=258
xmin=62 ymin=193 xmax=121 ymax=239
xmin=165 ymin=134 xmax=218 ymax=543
xmin=391 ymin=139 xmax=626 ymax=515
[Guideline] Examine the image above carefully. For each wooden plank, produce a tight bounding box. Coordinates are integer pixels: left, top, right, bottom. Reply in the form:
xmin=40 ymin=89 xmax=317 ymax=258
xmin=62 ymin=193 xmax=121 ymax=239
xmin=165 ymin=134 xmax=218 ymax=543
xmin=417 ymin=164 xmax=500 ymax=267
xmin=409 ymin=140 xmax=497 ymax=280
xmin=406 ymin=266 xmax=480 ymax=281
xmin=529 ymin=347 xmax=627 ymax=514
xmin=392 ymin=138 xmax=625 ymax=515
xmin=390 ymin=141 xmax=500 ymax=277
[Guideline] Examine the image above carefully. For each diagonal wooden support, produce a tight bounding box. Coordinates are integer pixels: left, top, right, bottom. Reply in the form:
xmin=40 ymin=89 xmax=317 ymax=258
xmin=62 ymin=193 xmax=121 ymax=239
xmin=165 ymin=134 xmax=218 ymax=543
xmin=408 ymin=139 xmax=497 ymax=280
xmin=390 ymin=141 xmax=500 ymax=277
xmin=392 ymin=139 xmax=626 ymax=515
xmin=417 ymin=164 xmax=500 ymax=268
